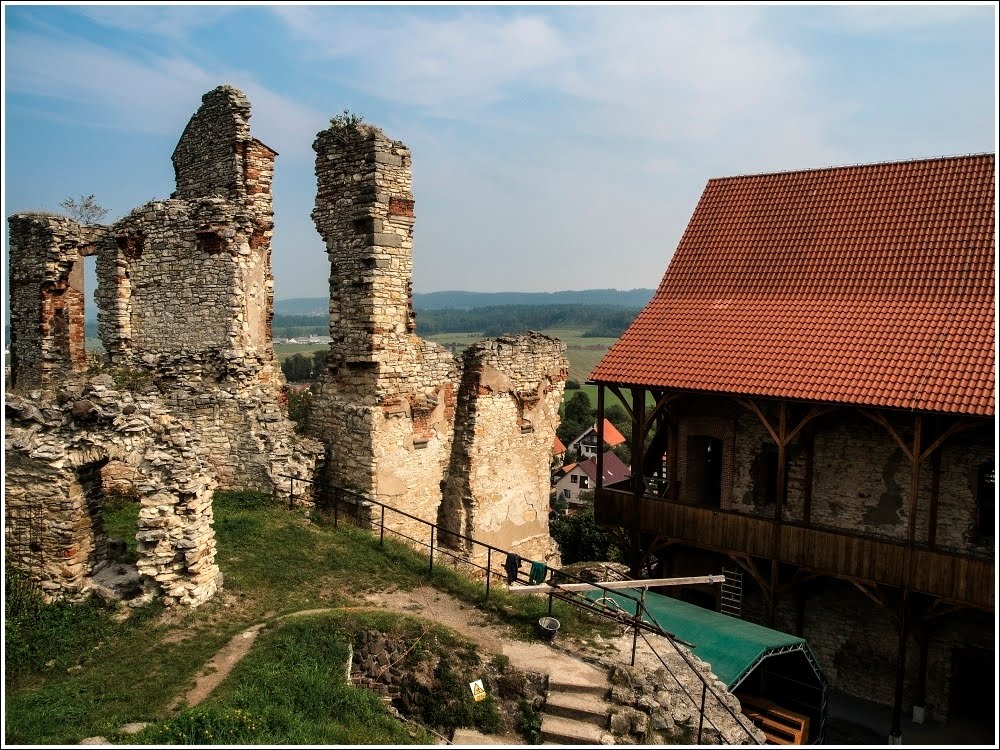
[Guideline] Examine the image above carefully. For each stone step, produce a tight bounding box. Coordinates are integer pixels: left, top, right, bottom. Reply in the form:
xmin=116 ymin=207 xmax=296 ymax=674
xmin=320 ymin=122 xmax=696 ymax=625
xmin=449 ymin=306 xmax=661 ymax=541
xmin=543 ymin=691 xmax=609 ymax=728
xmin=539 ymin=715 xmax=605 ymax=745
xmin=547 ymin=676 xmax=610 ymax=698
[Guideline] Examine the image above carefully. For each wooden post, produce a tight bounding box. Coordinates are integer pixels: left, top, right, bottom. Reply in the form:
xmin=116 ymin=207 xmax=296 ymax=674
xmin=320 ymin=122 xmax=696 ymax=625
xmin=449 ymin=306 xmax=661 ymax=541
xmin=907 ymin=415 xmax=923 ymax=546
xmin=768 ymin=559 xmax=779 ymax=628
xmin=889 ymin=590 xmax=910 ymax=743
xmin=912 ymin=619 xmax=929 ymax=724
xmin=928 ymin=451 xmax=941 ymax=550
xmin=597 ymin=385 xmax=605 ymax=494
xmin=631 ymin=387 xmax=646 ymax=577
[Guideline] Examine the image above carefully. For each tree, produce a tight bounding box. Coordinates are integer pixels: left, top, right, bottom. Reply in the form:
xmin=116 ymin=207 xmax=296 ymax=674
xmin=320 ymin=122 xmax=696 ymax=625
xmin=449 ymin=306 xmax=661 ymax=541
xmin=312 ymin=349 xmax=329 ymax=379
xmin=557 ymin=390 xmax=596 ymax=447
xmin=59 ymin=195 xmax=109 ymax=224
xmin=281 ymin=353 xmax=313 ymax=382
xmin=565 ymin=379 xmax=581 ymax=390
xmin=549 ymin=509 xmax=624 ymax=565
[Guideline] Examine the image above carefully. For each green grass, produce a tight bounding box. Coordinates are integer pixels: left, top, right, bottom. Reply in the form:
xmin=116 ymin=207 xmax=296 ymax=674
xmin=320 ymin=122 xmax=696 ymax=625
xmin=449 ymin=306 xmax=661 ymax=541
xmin=134 ymin=613 xmax=435 ymax=745
xmin=273 ymin=343 xmax=327 ymax=363
xmin=5 ymin=489 xmax=611 ymax=744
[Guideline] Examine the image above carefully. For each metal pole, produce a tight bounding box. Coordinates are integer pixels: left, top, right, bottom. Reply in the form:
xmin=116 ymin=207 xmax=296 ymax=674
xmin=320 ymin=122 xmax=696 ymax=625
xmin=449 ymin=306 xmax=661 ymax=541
xmin=485 ymin=547 xmax=492 ymax=603
xmin=631 ymin=596 xmax=640 ymax=666
xmin=697 ymin=683 xmax=707 ymax=744
xmin=379 ymin=505 xmax=385 ymax=547
xmin=429 ymin=525 xmax=435 ymax=574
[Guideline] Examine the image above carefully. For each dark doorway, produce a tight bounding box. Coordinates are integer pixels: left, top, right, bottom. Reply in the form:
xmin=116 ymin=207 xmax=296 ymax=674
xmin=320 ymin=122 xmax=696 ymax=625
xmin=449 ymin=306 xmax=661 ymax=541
xmin=687 ymin=435 xmax=723 ymax=507
xmin=950 ymin=646 xmax=994 ymax=720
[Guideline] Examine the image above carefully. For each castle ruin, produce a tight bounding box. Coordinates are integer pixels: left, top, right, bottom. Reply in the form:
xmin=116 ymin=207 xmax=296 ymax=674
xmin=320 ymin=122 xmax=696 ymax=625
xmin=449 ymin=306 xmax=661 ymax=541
xmin=5 ymin=85 xmax=566 ymax=606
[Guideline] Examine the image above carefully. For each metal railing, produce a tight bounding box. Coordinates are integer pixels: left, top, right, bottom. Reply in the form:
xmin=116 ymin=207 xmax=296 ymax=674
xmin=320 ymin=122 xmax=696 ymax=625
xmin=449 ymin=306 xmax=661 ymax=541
xmin=277 ymin=473 xmax=761 ymax=745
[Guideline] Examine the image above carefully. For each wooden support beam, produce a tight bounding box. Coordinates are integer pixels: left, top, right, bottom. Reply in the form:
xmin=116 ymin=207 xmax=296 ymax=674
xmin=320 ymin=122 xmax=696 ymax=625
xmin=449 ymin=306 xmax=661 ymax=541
xmin=768 ymin=559 xmax=779 ymax=627
xmin=508 ymin=575 xmax=726 ymax=595
xmin=607 ymin=385 xmax=634 ymax=422
xmin=928 ymin=451 xmax=941 ymax=550
xmin=919 ymin=419 xmax=979 ymax=462
xmin=631 ymin=387 xmax=646 ymax=577
xmin=730 ymin=553 xmax=770 ymax=599
xmin=889 ymin=590 xmax=910 ymax=742
xmin=642 ymin=392 xmax=679 ymax=435
xmin=803 ymin=427 xmax=815 ymax=525
xmin=597 ymin=385 xmax=605 ymax=493
xmin=852 ymin=581 xmax=899 ymax=625
xmin=907 ymin=414 xmax=923 ymax=547
xmin=738 ymin=398 xmax=781 ymax=444
xmin=857 ymin=409 xmax=913 ymax=460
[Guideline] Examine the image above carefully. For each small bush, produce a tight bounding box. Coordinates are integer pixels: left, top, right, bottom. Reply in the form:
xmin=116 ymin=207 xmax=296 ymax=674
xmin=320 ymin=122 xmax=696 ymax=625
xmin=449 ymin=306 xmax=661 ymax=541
xmin=515 ymin=699 xmax=542 ymax=744
xmin=565 ymin=379 xmax=581 ymax=390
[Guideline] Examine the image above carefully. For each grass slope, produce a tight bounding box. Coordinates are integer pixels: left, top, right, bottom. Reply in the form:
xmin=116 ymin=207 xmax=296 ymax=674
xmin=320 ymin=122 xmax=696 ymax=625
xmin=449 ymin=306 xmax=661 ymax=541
xmin=6 ymin=491 xmax=607 ymax=745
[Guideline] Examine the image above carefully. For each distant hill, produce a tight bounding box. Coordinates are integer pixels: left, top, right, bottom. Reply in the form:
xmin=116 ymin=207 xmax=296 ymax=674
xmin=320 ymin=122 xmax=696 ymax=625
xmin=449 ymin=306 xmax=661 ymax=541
xmin=274 ymin=289 xmax=654 ymax=316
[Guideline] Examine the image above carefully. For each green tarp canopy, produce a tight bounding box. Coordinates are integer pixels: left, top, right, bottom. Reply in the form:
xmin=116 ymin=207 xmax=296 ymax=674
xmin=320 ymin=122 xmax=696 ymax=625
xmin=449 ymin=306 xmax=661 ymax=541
xmin=586 ymin=588 xmax=818 ymax=689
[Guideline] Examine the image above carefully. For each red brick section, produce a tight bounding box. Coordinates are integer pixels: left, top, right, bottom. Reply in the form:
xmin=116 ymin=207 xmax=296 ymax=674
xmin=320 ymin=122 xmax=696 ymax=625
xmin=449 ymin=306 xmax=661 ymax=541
xmin=591 ymin=154 xmax=995 ymax=416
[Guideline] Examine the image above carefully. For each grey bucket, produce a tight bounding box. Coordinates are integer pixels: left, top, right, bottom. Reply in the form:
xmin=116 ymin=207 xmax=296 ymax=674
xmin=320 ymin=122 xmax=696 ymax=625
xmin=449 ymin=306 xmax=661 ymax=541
xmin=538 ymin=616 xmax=560 ymax=642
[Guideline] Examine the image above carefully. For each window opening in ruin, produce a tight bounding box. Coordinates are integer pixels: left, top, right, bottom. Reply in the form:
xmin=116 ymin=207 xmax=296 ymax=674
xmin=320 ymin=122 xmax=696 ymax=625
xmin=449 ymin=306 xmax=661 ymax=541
xmin=74 ymin=460 xmax=110 ymax=572
xmin=975 ymin=462 xmax=994 ymax=543
xmin=83 ymin=254 xmax=101 ymax=357
xmin=196 ymin=231 xmax=225 ymax=254
xmin=686 ymin=435 xmax=723 ymax=507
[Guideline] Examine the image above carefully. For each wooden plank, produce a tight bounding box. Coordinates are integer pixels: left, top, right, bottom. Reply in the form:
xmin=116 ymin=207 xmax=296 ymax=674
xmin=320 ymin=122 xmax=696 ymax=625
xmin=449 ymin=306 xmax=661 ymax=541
xmin=508 ymin=575 xmax=725 ymax=595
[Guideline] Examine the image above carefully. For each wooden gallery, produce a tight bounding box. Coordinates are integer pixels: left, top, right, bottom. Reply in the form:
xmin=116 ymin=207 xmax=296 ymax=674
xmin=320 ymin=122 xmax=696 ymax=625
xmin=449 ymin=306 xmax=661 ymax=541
xmin=589 ymin=154 xmax=995 ymax=740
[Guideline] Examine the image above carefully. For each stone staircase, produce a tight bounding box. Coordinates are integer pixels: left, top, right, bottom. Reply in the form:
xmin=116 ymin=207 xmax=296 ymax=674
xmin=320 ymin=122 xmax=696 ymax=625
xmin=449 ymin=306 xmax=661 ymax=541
xmin=540 ymin=673 xmax=612 ymax=745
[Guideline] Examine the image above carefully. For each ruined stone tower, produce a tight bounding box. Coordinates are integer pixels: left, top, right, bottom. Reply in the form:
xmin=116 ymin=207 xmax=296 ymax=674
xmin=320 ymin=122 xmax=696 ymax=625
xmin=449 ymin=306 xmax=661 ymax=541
xmin=309 ymin=123 xmax=459 ymax=541
xmin=308 ymin=120 xmax=566 ymax=563
xmin=5 ymin=85 xmax=319 ymax=607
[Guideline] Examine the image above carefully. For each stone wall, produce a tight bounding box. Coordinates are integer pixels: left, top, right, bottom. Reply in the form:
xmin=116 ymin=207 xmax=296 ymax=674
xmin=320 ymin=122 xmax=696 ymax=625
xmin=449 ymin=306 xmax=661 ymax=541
xmin=307 ymin=120 xmax=563 ymax=558
xmin=440 ymin=333 xmax=567 ymax=565
xmin=5 ymin=85 xmax=320 ymax=607
xmin=5 ymin=379 xmax=221 ymax=606
xmin=7 ymin=216 xmax=104 ymax=389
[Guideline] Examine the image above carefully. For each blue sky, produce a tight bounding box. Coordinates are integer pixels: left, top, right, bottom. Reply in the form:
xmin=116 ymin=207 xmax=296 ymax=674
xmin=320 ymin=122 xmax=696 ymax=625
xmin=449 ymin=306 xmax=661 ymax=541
xmin=3 ymin=3 xmax=996 ymax=300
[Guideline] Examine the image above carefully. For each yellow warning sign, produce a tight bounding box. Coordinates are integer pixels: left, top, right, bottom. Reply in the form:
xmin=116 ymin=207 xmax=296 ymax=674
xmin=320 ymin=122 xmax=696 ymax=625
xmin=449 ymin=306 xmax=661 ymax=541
xmin=469 ymin=679 xmax=487 ymax=702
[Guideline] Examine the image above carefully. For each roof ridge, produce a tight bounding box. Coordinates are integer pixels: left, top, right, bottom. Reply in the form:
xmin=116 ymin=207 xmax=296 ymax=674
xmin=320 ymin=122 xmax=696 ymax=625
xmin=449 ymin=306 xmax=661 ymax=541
xmin=708 ymin=151 xmax=995 ymax=183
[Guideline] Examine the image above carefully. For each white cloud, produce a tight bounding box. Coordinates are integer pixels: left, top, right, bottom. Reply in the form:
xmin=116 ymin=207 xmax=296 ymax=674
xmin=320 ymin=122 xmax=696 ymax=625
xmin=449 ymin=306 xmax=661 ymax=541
xmin=272 ymin=7 xmax=572 ymax=113
xmin=72 ymin=6 xmax=233 ymax=37
xmin=271 ymin=6 xmax=848 ymax=168
xmin=809 ymin=4 xmax=992 ymax=34
xmin=4 ymin=28 xmax=327 ymax=159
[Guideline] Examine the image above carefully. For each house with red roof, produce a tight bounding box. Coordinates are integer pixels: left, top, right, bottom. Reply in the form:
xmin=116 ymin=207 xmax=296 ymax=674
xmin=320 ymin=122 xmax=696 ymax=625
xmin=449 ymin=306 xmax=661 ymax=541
xmin=553 ymin=450 xmax=631 ymax=511
xmin=589 ymin=154 xmax=994 ymax=740
xmin=566 ymin=418 xmax=627 ymax=460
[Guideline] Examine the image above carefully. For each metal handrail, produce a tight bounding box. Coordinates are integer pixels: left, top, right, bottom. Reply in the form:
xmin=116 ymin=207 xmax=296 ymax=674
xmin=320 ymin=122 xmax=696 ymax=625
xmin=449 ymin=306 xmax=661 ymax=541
xmin=274 ymin=473 xmax=761 ymax=744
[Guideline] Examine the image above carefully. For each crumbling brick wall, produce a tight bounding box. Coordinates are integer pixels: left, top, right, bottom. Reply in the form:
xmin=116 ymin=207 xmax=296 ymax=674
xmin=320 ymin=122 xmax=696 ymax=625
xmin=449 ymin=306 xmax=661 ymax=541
xmin=307 ymin=122 xmax=460 ymax=542
xmin=5 ymin=378 xmax=221 ymax=606
xmin=7 ymin=216 xmax=105 ymax=389
xmin=307 ymin=122 xmax=564 ymax=557
xmin=440 ymin=333 xmax=567 ymax=565
xmin=5 ymin=86 xmax=320 ymax=607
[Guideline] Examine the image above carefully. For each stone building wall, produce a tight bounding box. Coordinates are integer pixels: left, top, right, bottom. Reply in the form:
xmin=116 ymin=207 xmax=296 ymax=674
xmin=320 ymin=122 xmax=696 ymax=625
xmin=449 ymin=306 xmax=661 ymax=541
xmin=308 ymin=122 xmax=460 ymax=542
xmin=440 ymin=333 xmax=567 ymax=565
xmin=5 ymin=379 xmax=221 ymax=606
xmin=7 ymin=216 xmax=105 ymax=389
xmin=307 ymin=121 xmax=563 ymax=557
xmin=5 ymin=85 xmax=320 ymax=607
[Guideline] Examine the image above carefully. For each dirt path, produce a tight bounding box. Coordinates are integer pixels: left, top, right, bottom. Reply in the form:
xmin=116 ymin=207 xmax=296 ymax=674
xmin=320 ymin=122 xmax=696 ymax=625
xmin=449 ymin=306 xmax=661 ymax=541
xmin=168 ymin=587 xmax=606 ymax=714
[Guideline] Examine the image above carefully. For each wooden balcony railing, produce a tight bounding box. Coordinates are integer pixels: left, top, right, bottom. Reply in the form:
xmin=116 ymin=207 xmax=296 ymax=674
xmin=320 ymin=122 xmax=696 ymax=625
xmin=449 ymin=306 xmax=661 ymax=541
xmin=596 ymin=486 xmax=994 ymax=609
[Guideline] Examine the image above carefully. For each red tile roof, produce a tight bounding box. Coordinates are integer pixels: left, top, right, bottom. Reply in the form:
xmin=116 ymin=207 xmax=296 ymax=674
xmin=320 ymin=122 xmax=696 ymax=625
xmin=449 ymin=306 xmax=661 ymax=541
xmin=577 ymin=451 xmax=632 ymax=485
xmin=553 ymin=436 xmax=566 ymax=455
xmin=591 ymin=154 xmax=996 ymax=416
xmin=600 ymin=419 xmax=627 ymax=447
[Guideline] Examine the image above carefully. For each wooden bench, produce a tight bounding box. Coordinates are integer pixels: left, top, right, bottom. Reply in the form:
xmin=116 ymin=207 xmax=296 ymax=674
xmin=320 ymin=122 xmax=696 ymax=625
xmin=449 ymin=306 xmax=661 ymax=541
xmin=736 ymin=693 xmax=809 ymax=745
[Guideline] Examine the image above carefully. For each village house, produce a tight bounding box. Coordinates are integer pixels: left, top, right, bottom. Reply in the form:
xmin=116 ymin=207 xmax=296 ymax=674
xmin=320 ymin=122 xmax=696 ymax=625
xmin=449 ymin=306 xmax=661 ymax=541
xmin=588 ymin=154 xmax=995 ymax=741
xmin=566 ymin=418 xmax=626 ymax=460
xmin=553 ymin=450 xmax=631 ymax=511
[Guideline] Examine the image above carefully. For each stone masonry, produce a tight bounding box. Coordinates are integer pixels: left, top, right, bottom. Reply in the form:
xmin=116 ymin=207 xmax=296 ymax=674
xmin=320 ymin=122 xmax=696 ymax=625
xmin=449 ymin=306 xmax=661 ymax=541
xmin=6 ymin=86 xmax=320 ymax=606
xmin=440 ymin=334 xmax=567 ymax=564
xmin=307 ymin=121 xmax=566 ymax=562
